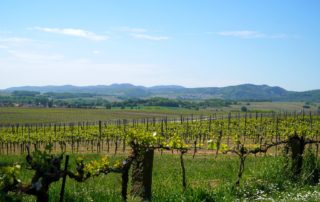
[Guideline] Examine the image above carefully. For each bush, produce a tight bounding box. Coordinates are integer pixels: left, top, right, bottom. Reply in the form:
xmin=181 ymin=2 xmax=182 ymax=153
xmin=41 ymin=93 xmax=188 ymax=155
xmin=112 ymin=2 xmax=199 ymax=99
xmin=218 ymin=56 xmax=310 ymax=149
xmin=241 ymin=106 xmax=248 ymax=112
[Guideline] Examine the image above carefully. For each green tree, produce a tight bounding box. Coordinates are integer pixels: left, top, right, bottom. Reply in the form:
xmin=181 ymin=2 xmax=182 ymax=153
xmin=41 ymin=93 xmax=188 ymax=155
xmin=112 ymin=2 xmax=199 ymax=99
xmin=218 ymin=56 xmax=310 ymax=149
xmin=241 ymin=106 xmax=248 ymax=112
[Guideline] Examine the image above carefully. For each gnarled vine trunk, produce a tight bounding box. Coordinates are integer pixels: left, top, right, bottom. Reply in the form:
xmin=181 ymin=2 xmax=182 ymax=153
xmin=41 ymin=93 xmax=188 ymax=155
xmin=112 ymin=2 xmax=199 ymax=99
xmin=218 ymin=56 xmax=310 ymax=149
xmin=131 ymin=149 xmax=154 ymax=201
xmin=287 ymin=135 xmax=305 ymax=177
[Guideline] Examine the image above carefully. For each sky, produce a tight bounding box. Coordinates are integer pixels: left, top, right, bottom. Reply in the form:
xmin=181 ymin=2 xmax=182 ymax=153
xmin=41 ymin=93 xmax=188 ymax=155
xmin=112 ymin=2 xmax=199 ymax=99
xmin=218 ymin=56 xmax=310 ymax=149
xmin=0 ymin=1 xmax=320 ymax=91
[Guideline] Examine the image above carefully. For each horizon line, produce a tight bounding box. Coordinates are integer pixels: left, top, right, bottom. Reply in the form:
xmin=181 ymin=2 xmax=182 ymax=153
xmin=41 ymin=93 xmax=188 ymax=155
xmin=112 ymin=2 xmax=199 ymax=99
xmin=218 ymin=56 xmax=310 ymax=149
xmin=1 ymin=83 xmax=319 ymax=92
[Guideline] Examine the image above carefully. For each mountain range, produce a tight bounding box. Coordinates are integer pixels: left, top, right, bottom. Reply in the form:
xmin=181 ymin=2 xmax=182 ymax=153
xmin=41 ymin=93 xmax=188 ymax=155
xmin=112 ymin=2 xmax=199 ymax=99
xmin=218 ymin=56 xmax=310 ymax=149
xmin=3 ymin=84 xmax=320 ymax=102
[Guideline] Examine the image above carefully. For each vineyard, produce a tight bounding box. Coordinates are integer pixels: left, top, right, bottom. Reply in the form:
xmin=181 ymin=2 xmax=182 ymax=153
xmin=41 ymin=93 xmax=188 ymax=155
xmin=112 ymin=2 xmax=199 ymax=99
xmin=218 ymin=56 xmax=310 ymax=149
xmin=1 ymin=111 xmax=320 ymax=201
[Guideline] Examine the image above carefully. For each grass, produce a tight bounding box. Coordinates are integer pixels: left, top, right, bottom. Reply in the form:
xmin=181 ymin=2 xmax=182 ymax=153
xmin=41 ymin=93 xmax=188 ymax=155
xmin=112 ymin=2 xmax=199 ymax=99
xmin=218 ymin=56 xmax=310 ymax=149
xmin=0 ymin=107 xmax=215 ymax=125
xmin=2 ymin=153 xmax=320 ymax=201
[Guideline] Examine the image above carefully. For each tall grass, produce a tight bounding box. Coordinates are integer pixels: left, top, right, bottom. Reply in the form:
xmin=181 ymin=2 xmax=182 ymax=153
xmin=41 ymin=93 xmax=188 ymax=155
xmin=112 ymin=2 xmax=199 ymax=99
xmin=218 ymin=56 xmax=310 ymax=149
xmin=1 ymin=153 xmax=320 ymax=201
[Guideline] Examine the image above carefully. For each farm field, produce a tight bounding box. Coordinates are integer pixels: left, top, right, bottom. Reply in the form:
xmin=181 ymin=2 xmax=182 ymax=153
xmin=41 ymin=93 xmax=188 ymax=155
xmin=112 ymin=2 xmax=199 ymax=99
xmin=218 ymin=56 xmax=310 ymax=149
xmin=229 ymin=101 xmax=319 ymax=112
xmin=0 ymin=101 xmax=317 ymax=125
xmin=0 ymin=107 xmax=215 ymax=125
xmin=1 ymin=112 xmax=320 ymax=201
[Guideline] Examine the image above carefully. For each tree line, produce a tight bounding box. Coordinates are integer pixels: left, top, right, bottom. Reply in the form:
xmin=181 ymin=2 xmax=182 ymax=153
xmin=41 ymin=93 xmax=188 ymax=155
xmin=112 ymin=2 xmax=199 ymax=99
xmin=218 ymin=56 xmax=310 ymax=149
xmin=0 ymin=91 xmax=235 ymax=109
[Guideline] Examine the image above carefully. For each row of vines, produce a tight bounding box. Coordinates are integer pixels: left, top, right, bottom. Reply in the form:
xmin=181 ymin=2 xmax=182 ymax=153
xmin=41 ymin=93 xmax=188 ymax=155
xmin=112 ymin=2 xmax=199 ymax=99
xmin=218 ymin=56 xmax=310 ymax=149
xmin=1 ymin=111 xmax=320 ymax=201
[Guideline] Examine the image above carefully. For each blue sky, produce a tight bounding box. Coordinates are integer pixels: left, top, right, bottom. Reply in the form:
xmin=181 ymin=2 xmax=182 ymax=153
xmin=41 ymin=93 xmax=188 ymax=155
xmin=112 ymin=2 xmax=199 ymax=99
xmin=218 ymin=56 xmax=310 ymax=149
xmin=0 ymin=1 xmax=319 ymax=91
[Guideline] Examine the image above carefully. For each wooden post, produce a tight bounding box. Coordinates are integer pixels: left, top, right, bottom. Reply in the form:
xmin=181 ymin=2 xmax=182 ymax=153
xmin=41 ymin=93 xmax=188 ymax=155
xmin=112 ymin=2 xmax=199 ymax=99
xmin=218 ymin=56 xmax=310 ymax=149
xmin=180 ymin=150 xmax=187 ymax=192
xmin=131 ymin=149 xmax=154 ymax=201
xmin=98 ymin=120 xmax=102 ymax=153
xmin=60 ymin=155 xmax=69 ymax=202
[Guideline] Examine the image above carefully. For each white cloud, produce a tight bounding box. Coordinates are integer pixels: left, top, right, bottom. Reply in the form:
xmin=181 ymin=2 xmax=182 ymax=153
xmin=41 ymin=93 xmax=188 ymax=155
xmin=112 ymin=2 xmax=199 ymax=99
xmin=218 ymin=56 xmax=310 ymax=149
xmin=218 ymin=30 xmax=266 ymax=38
xmin=269 ymin=34 xmax=287 ymax=39
xmin=131 ymin=33 xmax=169 ymax=41
xmin=0 ymin=37 xmax=40 ymax=50
xmin=0 ymin=36 xmax=54 ymax=49
xmin=116 ymin=26 xmax=169 ymax=41
xmin=0 ymin=37 xmax=34 ymax=48
xmin=8 ymin=50 xmax=64 ymax=63
xmin=0 ymin=37 xmax=33 ymax=43
xmin=217 ymin=30 xmax=286 ymax=39
xmin=92 ymin=50 xmax=100 ymax=54
xmin=34 ymin=27 xmax=108 ymax=41
xmin=118 ymin=26 xmax=146 ymax=33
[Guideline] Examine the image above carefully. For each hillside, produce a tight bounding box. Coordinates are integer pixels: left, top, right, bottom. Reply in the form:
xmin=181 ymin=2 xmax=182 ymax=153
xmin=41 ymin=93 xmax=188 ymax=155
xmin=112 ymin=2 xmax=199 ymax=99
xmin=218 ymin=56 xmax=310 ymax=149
xmin=3 ymin=84 xmax=320 ymax=102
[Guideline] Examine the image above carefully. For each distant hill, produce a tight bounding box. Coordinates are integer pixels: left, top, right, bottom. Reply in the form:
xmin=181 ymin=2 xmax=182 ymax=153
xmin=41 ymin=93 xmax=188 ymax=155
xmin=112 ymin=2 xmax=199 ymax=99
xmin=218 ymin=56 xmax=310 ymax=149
xmin=3 ymin=83 xmax=320 ymax=102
